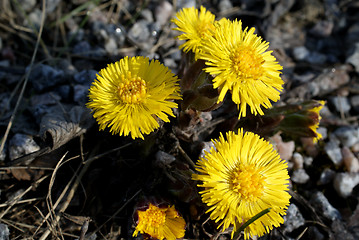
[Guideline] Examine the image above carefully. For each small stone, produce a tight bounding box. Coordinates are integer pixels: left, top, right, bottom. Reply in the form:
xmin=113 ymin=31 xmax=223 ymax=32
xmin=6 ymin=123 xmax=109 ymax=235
xmin=310 ymin=191 xmax=341 ymax=221
xmin=292 ymin=46 xmax=310 ymax=61
xmin=28 ymin=64 xmax=65 ymax=92
xmin=26 ymin=8 xmax=42 ymax=28
xmin=352 ymin=142 xmax=359 ymax=153
xmin=105 ymin=37 xmax=118 ymax=55
xmin=0 ymin=223 xmax=10 ymax=240
xmin=177 ymin=0 xmax=195 ymax=9
xmin=304 ymin=156 xmax=314 ymax=167
xmin=307 ymin=52 xmax=327 ymax=64
xmin=141 ymin=9 xmax=153 ymax=22
xmin=330 ymin=96 xmax=351 ymax=114
xmin=199 ymin=141 xmax=215 ymax=159
xmin=324 ymin=140 xmax=343 ymax=166
xmin=218 ymin=0 xmax=233 ymax=12
xmin=317 ymin=127 xmax=327 ymax=140
xmin=292 ymin=152 xmax=304 ymax=169
xmin=283 ymin=204 xmax=305 ymax=233
xmin=331 ymin=219 xmax=355 ymax=240
xmin=73 ymin=84 xmax=89 ymax=105
xmin=270 ymin=133 xmax=295 ymax=161
xmin=342 ymin=147 xmax=359 ymax=173
xmin=18 ymin=0 xmax=36 ymax=12
xmin=128 ymin=20 xmax=151 ymax=43
xmin=155 ymin=1 xmax=173 ymax=26
xmin=333 ymin=127 xmax=359 ymax=148
xmin=291 ymin=169 xmax=310 ymax=184
xmin=74 ymin=70 xmax=98 ymax=85
xmin=333 ymin=172 xmax=359 ymax=198
xmin=155 ymin=151 xmax=176 ymax=168
xmin=317 ymin=168 xmax=335 ymax=185
xmin=347 ymin=42 xmax=359 ymax=73
xmin=350 ymin=95 xmax=359 ymax=113
xmin=46 ymin=0 xmax=60 ymax=13
xmin=9 ymin=134 xmax=40 ymax=160
xmin=54 ymin=85 xmax=71 ymax=102
xmin=72 ymin=41 xmax=91 ymax=56
xmin=30 ymin=92 xmax=61 ymax=106
xmin=309 ymin=20 xmax=334 ymax=37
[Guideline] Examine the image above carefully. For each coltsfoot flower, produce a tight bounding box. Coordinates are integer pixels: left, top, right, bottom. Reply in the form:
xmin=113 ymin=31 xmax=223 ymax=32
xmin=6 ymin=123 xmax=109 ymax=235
xmin=308 ymin=100 xmax=325 ymax=143
xmin=87 ymin=56 xmax=181 ymax=139
xmin=133 ymin=203 xmax=186 ymax=240
xmin=172 ymin=6 xmax=216 ymax=56
xmin=198 ymin=19 xmax=284 ymax=118
xmin=192 ymin=130 xmax=290 ymax=239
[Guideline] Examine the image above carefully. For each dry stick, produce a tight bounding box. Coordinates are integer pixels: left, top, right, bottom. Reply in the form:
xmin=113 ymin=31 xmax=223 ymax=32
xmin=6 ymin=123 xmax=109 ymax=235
xmin=0 ymin=175 xmax=49 ymax=219
xmin=0 ymin=197 xmax=44 ymax=208
xmin=45 ymin=152 xmax=69 ymax=240
xmin=89 ymin=189 xmax=142 ymax=238
xmin=0 ymin=0 xmax=46 ymax=154
xmin=34 ymin=144 xmax=131 ymax=236
xmin=38 ymin=143 xmax=133 ymax=240
xmin=177 ymin=144 xmax=196 ymax=169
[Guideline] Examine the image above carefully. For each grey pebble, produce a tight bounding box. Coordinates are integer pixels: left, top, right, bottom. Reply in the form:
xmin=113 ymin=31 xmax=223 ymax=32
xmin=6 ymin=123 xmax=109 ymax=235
xmin=28 ymin=64 xmax=65 ymax=92
xmin=317 ymin=168 xmax=335 ymax=185
xmin=155 ymin=1 xmax=173 ymax=26
xmin=324 ymin=139 xmax=343 ymax=166
xmin=347 ymin=42 xmax=359 ymax=73
xmin=73 ymin=84 xmax=89 ymax=105
xmin=329 ymin=96 xmax=351 ymax=114
xmin=291 ymin=169 xmax=310 ymax=184
xmin=9 ymin=133 xmax=40 ymax=160
xmin=74 ymin=70 xmax=98 ymax=85
xmin=333 ymin=126 xmax=359 ymax=148
xmin=333 ymin=172 xmax=359 ymax=198
xmin=283 ymin=204 xmax=305 ymax=233
xmin=128 ymin=20 xmax=151 ymax=43
xmin=292 ymin=152 xmax=304 ymax=169
xmin=350 ymin=95 xmax=359 ymax=113
xmin=292 ymin=46 xmax=310 ymax=61
xmin=17 ymin=0 xmax=36 ymax=12
xmin=0 ymin=223 xmax=9 ymax=240
xmin=218 ymin=0 xmax=233 ymax=12
xmin=310 ymin=191 xmax=341 ymax=221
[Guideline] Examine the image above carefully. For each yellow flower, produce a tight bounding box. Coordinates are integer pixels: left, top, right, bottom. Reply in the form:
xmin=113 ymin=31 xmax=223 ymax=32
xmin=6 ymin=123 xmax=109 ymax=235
xmin=133 ymin=203 xmax=186 ymax=240
xmin=87 ymin=56 xmax=181 ymax=139
xmin=172 ymin=6 xmax=216 ymax=55
xmin=198 ymin=19 xmax=284 ymax=118
xmin=192 ymin=130 xmax=290 ymax=239
xmin=309 ymin=100 xmax=325 ymax=143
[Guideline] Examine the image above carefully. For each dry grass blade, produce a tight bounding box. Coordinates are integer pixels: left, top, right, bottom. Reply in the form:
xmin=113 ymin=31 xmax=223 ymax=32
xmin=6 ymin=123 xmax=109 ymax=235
xmin=0 ymin=175 xmax=49 ymax=219
xmin=0 ymin=0 xmax=47 ymax=154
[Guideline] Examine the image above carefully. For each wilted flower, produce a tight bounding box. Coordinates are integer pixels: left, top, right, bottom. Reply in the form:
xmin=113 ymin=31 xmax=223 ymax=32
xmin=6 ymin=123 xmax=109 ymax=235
xmin=87 ymin=56 xmax=181 ymax=139
xmin=133 ymin=202 xmax=186 ymax=240
xmin=192 ymin=130 xmax=290 ymax=239
xmin=172 ymin=6 xmax=216 ymax=56
xmin=198 ymin=19 xmax=284 ymax=118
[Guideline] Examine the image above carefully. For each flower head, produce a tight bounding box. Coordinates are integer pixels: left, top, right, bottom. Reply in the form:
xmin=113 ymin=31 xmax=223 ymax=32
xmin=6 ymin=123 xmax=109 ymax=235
xmin=308 ymin=100 xmax=325 ymax=143
xmin=87 ymin=56 xmax=181 ymax=139
xmin=192 ymin=130 xmax=290 ymax=239
xmin=198 ymin=19 xmax=284 ymax=118
xmin=172 ymin=6 xmax=216 ymax=55
xmin=133 ymin=203 xmax=186 ymax=240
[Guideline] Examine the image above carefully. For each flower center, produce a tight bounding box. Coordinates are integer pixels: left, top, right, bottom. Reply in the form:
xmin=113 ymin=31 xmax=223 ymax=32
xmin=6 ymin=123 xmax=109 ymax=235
xmin=230 ymin=45 xmax=264 ymax=81
xmin=118 ymin=72 xmax=147 ymax=104
xmin=196 ymin=21 xmax=215 ymax=39
xmin=230 ymin=164 xmax=266 ymax=201
xmin=140 ymin=204 xmax=166 ymax=228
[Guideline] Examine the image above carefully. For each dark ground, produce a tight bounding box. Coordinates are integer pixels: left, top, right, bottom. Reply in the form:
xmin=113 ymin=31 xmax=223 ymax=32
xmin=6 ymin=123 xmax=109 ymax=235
xmin=0 ymin=0 xmax=359 ymax=239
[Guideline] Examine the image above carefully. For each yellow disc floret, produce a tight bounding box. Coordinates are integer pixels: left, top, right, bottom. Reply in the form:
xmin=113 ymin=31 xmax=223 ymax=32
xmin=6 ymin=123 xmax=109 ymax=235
xmin=118 ymin=73 xmax=147 ymax=104
xmin=230 ymin=164 xmax=265 ymax=201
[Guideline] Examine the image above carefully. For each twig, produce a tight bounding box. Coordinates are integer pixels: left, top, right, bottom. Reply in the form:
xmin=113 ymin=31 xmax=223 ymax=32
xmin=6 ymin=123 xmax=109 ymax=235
xmin=177 ymin=144 xmax=196 ymax=169
xmin=0 ymin=0 xmax=46 ymax=154
xmin=0 ymin=175 xmax=49 ymax=219
xmin=0 ymin=197 xmax=44 ymax=208
xmin=38 ymin=142 xmax=133 ymax=240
